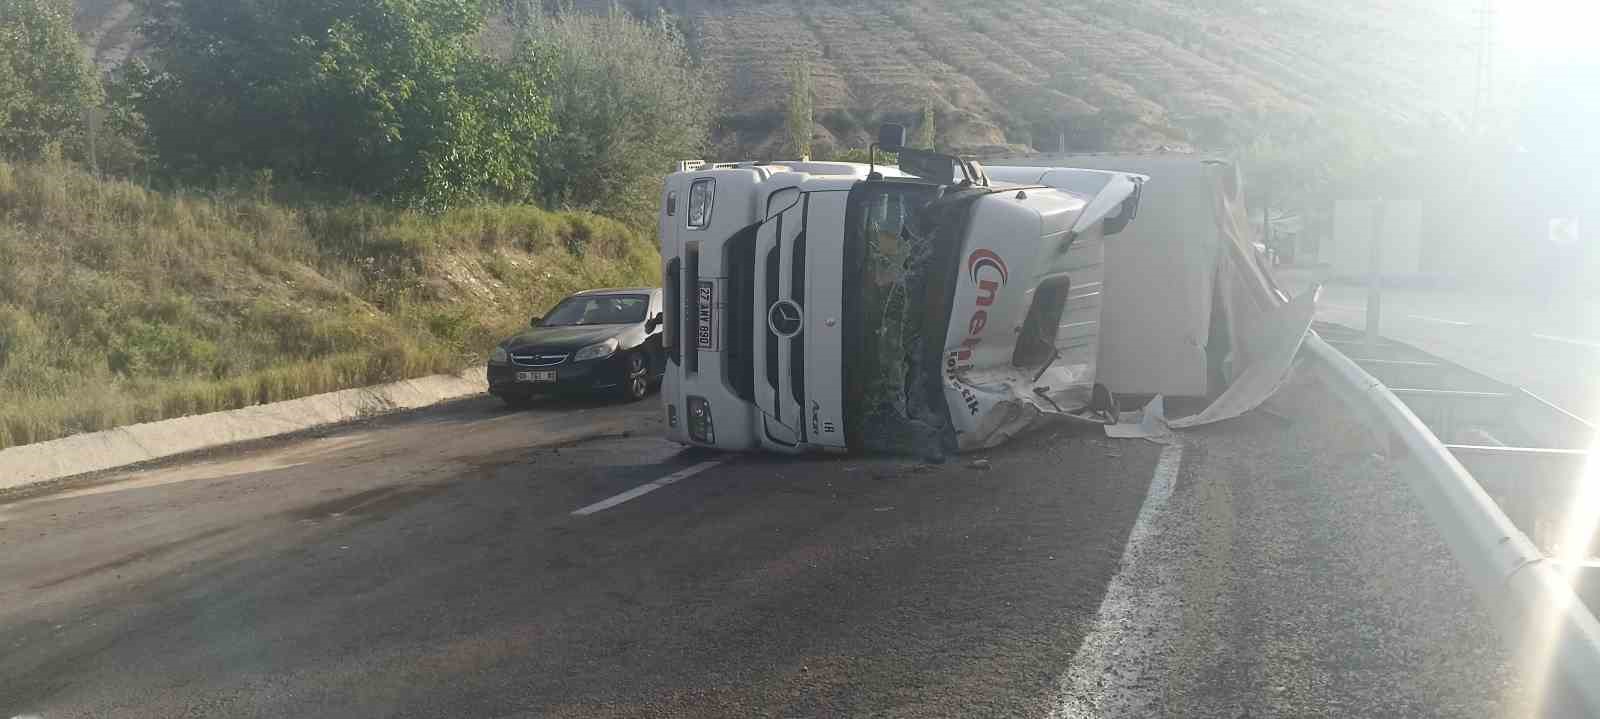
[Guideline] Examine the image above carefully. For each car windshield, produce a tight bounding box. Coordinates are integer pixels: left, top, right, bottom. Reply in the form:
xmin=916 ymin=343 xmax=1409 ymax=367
xmin=541 ymin=294 xmax=648 ymax=326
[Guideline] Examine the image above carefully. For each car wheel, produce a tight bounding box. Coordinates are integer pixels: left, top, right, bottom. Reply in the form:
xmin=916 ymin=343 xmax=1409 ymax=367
xmin=618 ymin=352 xmax=650 ymax=402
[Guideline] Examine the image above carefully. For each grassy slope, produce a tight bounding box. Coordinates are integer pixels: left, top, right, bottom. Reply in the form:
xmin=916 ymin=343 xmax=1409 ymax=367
xmin=0 ymin=159 xmax=657 ymax=448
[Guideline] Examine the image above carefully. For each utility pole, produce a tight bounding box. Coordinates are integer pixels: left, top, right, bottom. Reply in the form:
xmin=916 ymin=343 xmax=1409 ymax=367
xmin=1470 ymin=0 xmax=1494 ymax=133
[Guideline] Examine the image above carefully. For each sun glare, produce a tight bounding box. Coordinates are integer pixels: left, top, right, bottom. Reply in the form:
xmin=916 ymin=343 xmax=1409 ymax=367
xmin=1497 ymin=0 xmax=1600 ymax=61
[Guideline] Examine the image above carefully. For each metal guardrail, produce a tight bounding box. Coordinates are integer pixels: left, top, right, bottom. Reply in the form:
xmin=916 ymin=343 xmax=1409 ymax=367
xmin=1305 ymin=331 xmax=1600 ymax=716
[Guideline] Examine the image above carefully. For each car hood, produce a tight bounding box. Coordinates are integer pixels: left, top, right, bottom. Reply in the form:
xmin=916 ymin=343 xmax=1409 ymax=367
xmin=502 ymin=324 xmax=628 ymax=351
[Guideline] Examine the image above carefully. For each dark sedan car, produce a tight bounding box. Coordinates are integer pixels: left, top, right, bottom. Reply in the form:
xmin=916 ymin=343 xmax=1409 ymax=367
xmin=487 ymin=288 xmax=665 ymax=406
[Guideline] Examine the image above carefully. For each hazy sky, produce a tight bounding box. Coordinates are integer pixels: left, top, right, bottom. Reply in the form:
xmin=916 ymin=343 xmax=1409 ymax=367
xmin=1498 ymin=0 xmax=1599 ymax=62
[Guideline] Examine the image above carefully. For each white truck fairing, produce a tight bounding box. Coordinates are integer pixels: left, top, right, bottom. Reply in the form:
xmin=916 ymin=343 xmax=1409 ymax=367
xmin=657 ymin=157 xmax=1144 ymax=455
xmin=940 ymin=168 xmax=1145 ymax=450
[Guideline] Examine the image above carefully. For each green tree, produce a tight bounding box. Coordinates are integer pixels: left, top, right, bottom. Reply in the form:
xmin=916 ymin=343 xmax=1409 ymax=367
xmin=0 ymin=0 xmax=102 ymax=160
xmin=784 ymin=57 xmax=813 ymax=159
xmin=520 ymin=10 xmax=715 ymax=224
xmin=914 ymin=99 xmax=936 ymax=150
xmin=133 ymin=0 xmax=553 ymax=209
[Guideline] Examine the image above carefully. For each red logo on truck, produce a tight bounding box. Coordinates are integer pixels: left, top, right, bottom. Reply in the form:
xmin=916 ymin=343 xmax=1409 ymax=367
xmin=967 ymin=249 xmax=1009 ymax=285
xmin=947 ymin=249 xmax=1010 ymax=414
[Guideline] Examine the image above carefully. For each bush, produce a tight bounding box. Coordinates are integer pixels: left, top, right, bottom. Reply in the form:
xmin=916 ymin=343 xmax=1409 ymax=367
xmin=132 ymin=0 xmax=554 ymax=209
xmin=0 ymin=0 xmax=103 ymax=160
xmin=521 ymin=11 xmax=716 ymax=224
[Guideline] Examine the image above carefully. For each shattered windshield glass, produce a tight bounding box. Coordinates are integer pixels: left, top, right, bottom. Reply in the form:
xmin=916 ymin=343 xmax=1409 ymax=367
xmin=844 ymin=182 xmax=985 ymax=457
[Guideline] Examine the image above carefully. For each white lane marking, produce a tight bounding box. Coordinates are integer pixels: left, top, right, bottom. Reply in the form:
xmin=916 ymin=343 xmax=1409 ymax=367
xmin=1533 ymin=332 xmax=1600 ymax=350
xmin=1405 ymin=313 xmax=1471 ymax=327
xmin=570 ymin=459 xmax=725 ymax=516
xmin=1051 ymin=443 xmax=1184 ymax=718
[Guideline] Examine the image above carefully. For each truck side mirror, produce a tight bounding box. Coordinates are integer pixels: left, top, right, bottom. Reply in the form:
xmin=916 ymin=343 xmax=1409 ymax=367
xmin=877 ymin=123 xmax=907 ymax=151
xmin=896 ymin=147 xmax=955 ymax=185
xmin=645 ymin=312 xmax=663 ymax=332
xmin=529 ymin=315 xmax=542 ymax=327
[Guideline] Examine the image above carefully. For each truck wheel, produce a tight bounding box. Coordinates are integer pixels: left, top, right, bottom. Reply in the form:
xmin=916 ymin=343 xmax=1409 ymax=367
xmin=619 ymin=352 xmax=650 ymax=402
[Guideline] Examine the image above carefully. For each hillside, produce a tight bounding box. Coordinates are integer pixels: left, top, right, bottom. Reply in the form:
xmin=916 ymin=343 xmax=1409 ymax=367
xmin=0 ymin=159 xmax=656 ymax=448
xmin=75 ymin=0 xmax=1481 ymax=157
xmin=691 ymin=0 xmax=1479 ymax=156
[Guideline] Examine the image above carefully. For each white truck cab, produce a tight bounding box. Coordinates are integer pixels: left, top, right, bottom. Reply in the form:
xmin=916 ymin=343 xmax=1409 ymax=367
xmin=658 ymin=133 xmax=1144 ymax=454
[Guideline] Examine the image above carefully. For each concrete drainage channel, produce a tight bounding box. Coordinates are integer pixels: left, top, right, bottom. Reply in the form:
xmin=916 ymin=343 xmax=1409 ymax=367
xmin=0 ymin=369 xmax=490 ymax=492
xmin=1307 ymin=322 xmax=1600 ymax=716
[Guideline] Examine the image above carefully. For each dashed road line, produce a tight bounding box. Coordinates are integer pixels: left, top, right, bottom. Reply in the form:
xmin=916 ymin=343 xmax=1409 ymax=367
xmin=1406 ymin=313 xmax=1471 ymax=327
xmin=570 ymin=459 xmax=725 ymax=516
xmin=1533 ymin=333 xmax=1600 ymax=350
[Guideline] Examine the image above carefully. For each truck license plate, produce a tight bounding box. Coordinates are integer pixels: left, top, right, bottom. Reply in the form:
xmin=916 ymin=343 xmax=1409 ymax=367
xmin=516 ymin=370 xmax=556 ymax=382
xmin=696 ymin=280 xmax=718 ymax=350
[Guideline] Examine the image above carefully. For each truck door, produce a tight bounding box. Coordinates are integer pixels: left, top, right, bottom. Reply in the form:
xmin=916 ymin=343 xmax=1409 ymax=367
xmin=802 ymin=191 xmax=848 ymax=449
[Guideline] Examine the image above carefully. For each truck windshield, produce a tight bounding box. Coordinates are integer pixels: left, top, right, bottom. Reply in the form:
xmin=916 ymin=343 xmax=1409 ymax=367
xmin=842 ymin=181 xmax=967 ymax=455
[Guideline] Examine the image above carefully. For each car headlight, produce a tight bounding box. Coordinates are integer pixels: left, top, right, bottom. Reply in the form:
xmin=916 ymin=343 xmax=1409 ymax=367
xmin=489 ymin=346 xmax=509 ymax=364
xmin=573 ymin=338 xmax=618 ymax=362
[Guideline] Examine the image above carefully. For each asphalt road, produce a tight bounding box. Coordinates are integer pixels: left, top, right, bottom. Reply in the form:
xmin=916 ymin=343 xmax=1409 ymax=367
xmin=1279 ymin=269 xmax=1600 ymax=423
xmin=0 ymin=374 xmax=1535 ymax=717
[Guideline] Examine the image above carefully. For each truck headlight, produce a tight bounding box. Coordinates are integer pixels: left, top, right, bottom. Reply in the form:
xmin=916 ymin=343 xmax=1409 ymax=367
xmin=489 ymin=346 xmax=509 ymax=364
xmin=573 ymin=338 xmax=618 ymax=362
xmin=687 ymin=395 xmax=714 ymax=443
xmin=687 ymin=178 xmax=714 ymax=229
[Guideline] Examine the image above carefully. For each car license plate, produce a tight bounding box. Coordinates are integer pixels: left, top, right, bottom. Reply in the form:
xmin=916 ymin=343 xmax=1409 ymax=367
xmin=516 ymin=370 xmax=556 ymax=382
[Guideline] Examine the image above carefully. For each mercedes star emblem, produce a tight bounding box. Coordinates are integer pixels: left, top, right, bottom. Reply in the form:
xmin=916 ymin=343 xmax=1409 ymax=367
xmin=767 ymin=299 xmax=804 ymax=338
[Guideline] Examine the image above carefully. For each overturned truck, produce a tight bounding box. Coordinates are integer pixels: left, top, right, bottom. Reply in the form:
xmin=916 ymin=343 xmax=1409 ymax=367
xmin=657 ymin=126 xmax=1313 ymax=455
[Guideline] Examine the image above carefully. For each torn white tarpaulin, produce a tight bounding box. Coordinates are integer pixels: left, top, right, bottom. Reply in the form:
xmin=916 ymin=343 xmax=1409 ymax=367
xmin=1168 ymin=287 xmax=1317 ymax=428
xmin=1106 ymin=395 xmax=1175 ymax=443
xmin=1104 ymin=288 xmax=1318 ymax=439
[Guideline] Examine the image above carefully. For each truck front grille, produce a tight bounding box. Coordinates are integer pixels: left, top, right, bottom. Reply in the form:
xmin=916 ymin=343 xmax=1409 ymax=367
xmin=724 ymin=225 xmax=758 ymax=402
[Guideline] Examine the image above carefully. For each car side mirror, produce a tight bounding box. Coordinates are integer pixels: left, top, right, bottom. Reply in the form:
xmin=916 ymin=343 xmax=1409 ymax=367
xmin=529 ymin=315 xmax=542 ymax=327
xmin=645 ymin=312 xmax=663 ymax=332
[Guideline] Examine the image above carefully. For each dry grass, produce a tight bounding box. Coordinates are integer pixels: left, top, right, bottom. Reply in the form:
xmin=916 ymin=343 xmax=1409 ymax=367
xmin=0 ymin=158 xmax=658 ymax=448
